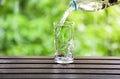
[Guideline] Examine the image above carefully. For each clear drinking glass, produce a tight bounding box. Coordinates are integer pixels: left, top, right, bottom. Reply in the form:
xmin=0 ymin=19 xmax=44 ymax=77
xmin=54 ymin=21 xmax=74 ymax=64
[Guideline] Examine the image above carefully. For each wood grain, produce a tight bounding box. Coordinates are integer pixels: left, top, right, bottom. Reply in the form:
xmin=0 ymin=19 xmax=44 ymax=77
xmin=0 ymin=56 xmax=120 ymax=79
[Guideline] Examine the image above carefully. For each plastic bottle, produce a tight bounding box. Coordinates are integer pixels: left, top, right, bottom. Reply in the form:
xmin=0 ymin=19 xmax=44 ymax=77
xmin=71 ymin=0 xmax=119 ymax=11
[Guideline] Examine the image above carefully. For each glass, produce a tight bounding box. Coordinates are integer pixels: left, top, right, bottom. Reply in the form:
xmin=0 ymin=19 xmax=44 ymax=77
xmin=54 ymin=21 xmax=74 ymax=64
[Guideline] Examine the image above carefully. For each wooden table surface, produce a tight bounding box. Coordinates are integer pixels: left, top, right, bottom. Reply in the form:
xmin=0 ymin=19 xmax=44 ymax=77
xmin=0 ymin=56 xmax=120 ymax=79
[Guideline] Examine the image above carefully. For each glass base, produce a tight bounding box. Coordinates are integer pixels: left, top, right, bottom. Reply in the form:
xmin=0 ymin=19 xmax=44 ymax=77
xmin=55 ymin=57 xmax=73 ymax=64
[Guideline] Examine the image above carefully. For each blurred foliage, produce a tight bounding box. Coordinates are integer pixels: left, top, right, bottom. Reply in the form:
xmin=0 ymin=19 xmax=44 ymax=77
xmin=0 ymin=0 xmax=120 ymax=56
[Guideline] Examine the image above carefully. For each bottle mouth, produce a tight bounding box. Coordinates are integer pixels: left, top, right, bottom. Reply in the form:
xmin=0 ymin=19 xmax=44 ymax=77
xmin=71 ymin=0 xmax=77 ymax=10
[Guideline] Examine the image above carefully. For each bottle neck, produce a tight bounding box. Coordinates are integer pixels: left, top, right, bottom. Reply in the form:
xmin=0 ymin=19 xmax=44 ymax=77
xmin=71 ymin=0 xmax=77 ymax=10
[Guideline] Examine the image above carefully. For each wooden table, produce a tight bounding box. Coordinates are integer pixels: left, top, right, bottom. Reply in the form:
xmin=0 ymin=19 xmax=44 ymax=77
xmin=0 ymin=56 xmax=120 ymax=79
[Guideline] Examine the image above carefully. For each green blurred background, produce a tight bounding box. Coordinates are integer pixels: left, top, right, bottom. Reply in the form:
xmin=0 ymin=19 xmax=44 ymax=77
xmin=0 ymin=0 xmax=120 ymax=56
